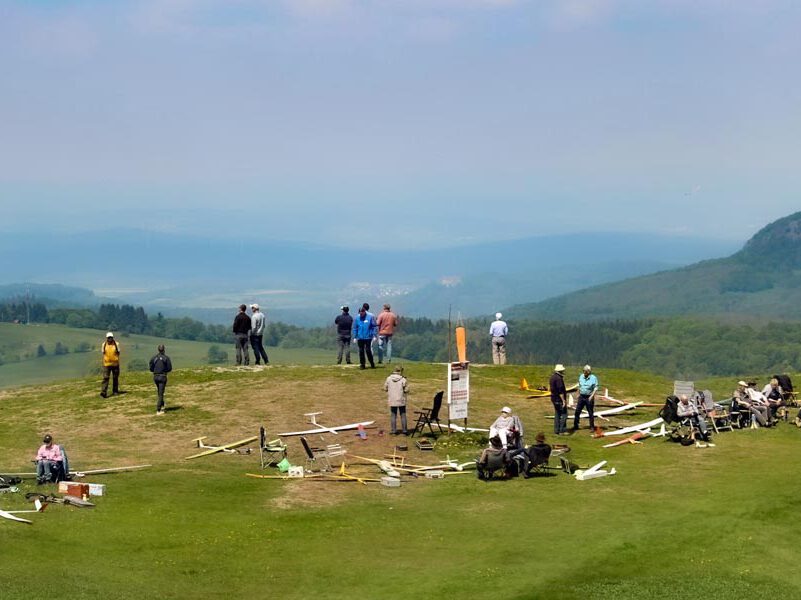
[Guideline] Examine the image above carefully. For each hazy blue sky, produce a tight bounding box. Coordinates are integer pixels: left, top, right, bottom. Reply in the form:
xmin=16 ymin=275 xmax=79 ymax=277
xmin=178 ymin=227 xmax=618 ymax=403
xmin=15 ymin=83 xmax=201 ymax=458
xmin=1 ymin=0 xmax=799 ymax=248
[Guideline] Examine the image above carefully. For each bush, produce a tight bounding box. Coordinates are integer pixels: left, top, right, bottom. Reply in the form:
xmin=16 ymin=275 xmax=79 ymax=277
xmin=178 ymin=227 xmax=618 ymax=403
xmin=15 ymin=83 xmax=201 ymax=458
xmin=54 ymin=341 xmax=69 ymax=355
xmin=36 ymin=344 xmax=47 ymax=358
xmin=74 ymin=341 xmax=92 ymax=353
xmin=207 ymin=345 xmax=228 ymax=364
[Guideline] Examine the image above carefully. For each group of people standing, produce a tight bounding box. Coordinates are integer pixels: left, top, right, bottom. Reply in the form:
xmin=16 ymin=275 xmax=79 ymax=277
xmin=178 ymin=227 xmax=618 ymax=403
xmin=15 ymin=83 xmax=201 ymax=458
xmin=98 ymin=331 xmax=172 ymax=414
xmin=232 ymin=303 xmax=269 ymax=366
xmin=549 ymin=363 xmax=599 ymax=435
xmin=335 ymin=303 xmax=398 ymax=369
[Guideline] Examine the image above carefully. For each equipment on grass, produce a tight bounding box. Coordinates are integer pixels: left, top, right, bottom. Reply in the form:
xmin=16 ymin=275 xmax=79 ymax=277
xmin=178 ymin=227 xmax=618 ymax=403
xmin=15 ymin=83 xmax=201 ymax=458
xmin=601 ymin=418 xmax=664 ymax=437
xmin=602 ymin=432 xmax=650 ymax=448
xmin=26 ymin=492 xmax=95 ymax=508
xmin=574 ymin=460 xmax=616 ymax=481
xmin=278 ymin=412 xmax=375 ymax=437
xmin=185 ymin=435 xmax=259 ymax=460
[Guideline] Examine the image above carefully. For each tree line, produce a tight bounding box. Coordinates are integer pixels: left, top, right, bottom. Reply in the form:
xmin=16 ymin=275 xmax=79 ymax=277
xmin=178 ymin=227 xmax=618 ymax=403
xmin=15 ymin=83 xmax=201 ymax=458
xmin=3 ymin=300 xmax=801 ymax=378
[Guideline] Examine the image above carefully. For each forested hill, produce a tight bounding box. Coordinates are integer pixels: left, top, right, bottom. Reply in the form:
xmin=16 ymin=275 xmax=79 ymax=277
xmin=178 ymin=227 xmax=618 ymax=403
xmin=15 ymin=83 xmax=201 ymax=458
xmin=508 ymin=211 xmax=801 ymax=322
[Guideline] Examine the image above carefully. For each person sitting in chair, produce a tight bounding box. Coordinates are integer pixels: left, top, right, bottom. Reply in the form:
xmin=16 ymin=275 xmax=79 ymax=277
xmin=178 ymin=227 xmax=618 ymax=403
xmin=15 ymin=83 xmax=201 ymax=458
xmin=35 ymin=434 xmax=65 ymax=484
xmin=762 ymin=378 xmax=785 ymax=421
xmin=734 ymin=381 xmax=769 ymax=428
xmin=521 ymin=432 xmax=552 ymax=478
xmin=677 ymin=395 xmax=713 ymax=445
xmin=489 ymin=406 xmax=519 ymax=448
xmin=476 ymin=436 xmax=511 ymax=480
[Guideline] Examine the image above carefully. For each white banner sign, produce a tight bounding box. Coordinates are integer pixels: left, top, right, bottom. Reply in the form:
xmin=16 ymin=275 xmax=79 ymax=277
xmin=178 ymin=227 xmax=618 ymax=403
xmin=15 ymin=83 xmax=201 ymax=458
xmin=447 ymin=362 xmax=470 ymax=421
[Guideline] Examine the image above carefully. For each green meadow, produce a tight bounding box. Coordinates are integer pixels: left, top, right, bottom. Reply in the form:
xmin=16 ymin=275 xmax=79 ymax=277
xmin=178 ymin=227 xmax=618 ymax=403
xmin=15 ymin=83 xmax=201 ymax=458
xmin=1 ymin=362 xmax=800 ymax=599
xmin=0 ymin=323 xmax=333 ymax=389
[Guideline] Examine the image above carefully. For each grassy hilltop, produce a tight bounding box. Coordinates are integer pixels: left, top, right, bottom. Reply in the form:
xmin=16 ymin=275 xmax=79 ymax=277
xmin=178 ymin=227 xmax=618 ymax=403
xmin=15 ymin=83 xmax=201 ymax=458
xmin=0 ymin=323 xmax=332 ymax=390
xmin=1 ymin=363 xmax=800 ymax=599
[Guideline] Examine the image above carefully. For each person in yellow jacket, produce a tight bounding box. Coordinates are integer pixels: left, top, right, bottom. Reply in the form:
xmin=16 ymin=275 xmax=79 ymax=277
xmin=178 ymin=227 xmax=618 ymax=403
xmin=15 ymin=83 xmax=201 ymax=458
xmin=100 ymin=332 xmax=121 ymax=398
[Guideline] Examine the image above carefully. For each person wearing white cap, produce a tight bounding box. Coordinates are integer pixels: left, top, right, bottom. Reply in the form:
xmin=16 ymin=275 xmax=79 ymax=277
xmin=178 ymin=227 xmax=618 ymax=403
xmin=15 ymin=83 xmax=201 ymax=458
xmin=549 ymin=364 xmax=568 ymax=434
xmin=100 ymin=332 xmax=121 ymax=398
xmin=489 ymin=312 xmax=508 ymax=365
xmin=249 ymin=304 xmax=269 ymax=365
xmin=489 ymin=406 xmax=516 ymax=447
xmin=733 ymin=380 xmax=769 ymax=428
xmin=572 ymin=365 xmax=599 ymax=433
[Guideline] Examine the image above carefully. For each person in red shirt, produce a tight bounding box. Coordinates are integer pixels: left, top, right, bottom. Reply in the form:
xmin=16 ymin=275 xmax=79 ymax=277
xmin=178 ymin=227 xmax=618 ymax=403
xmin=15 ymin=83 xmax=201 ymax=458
xmin=375 ymin=304 xmax=399 ymax=364
xmin=35 ymin=434 xmax=64 ymax=484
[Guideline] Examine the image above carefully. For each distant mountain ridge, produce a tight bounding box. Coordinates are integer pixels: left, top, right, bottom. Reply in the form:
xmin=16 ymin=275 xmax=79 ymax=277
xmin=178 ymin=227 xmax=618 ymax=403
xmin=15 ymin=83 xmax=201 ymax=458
xmin=508 ymin=211 xmax=801 ymax=322
xmin=0 ymin=228 xmax=739 ymax=324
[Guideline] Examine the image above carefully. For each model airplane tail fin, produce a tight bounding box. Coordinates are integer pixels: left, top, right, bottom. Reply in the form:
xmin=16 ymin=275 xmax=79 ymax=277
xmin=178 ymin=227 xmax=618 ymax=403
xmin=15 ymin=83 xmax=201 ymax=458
xmin=520 ymin=377 xmax=529 ymax=391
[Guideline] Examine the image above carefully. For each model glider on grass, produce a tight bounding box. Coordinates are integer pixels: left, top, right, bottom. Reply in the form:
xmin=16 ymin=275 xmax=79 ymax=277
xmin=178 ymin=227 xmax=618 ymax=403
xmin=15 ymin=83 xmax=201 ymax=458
xmin=548 ymin=402 xmax=643 ymax=421
xmin=0 ymin=498 xmax=44 ymax=525
xmin=185 ymin=435 xmax=259 ymax=460
xmin=351 ymin=455 xmax=474 ymax=476
xmin=521 ymin=379 xmax=578 ymax=398
xmin=602 ymin=417 xmax=664 ymax=437
xmin=278 ymin=412 xmax=375 ymax=437
xmin=0 ymin=464 xmax=152 ymax=479
xmin=574 ymin=460 xmax=616 ymax=481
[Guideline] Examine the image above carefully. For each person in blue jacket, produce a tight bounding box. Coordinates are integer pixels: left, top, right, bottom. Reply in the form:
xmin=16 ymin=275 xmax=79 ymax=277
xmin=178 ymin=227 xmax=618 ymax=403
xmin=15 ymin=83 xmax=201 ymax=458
xmin=352 ymin=306 xmax=377 ymax=369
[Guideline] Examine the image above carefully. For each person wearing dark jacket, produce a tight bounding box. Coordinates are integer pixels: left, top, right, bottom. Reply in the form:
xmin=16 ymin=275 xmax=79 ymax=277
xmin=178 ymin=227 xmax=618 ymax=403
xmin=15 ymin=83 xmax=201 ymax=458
xmin=149 ymin=345 xmax=173 ymax=415
xmin=549 ymin=364 xmax=568 ymax=435
xmin=334 ymin=306 xmax=353 ymax=365
xmin=232 ymin=304 xmax=252 ymax=366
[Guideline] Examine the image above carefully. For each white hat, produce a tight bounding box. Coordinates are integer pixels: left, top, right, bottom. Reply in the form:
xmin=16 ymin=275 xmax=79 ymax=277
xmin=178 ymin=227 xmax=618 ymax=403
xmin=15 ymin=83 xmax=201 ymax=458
xmin=555 ymin=364 xmax=565 ymax=372
xmin=501 ymin=406 xmax=511 ymax=414
xmin=737 ymin=380 xmax=748 ymax=387
xmin=495 ymin=312 xmax=502 ymax=320
xmin=251 ymin=303 xmax=259 ymax=310
xmin=106 ymin=332 xmax=114 ymax=338
xmin=583 ymin=364 xmax=592 ymax=371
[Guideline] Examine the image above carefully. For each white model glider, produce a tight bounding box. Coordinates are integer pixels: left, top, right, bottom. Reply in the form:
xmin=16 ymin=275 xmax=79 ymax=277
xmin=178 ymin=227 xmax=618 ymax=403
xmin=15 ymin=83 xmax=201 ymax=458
xmin=575 ymin=460 xmax=616 ymax=481
xmin=1 ymin=464 xmax=152 ymax=479
xmin=602 ymin=417 xmax=664 ymax=437
xmin=278 ymin=413 xmax=375 ymax=437
xmin=550 ymin=402 xmax=643 ymax=420
xmin=447 ymin=424 xmax=489 ymax=433
xmin=0 ymin=499 xmax=44 ymax=524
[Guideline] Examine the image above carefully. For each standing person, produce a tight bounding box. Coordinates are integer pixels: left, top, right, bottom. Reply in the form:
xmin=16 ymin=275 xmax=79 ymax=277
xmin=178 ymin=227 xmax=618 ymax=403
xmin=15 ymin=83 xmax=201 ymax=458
xmin=352 ymin=306 xmax=377 ymax=369
xmin=376 ymin=304 xmax=399 ymax=364
xmin=573 ymin=365 xmax=599 ymax=433
xmin=100 ymin=332 xmax=121 ymax=398
xmin=489 ymin=312 xmax=508 ymax=365
xmin=334 ymin=306 xmax=353 ymax=365
xmin=232 ymin=304 xmax=251 ymax=366
xmin=249 ymin=304 xmax=269 ymax=365
xmin=384 ymin=366 xmax=409 ymax=435
xmin=149 ymin=344 xmax=173 ymax=415
xmin=550 ymin=364 xmax=568 ymax=435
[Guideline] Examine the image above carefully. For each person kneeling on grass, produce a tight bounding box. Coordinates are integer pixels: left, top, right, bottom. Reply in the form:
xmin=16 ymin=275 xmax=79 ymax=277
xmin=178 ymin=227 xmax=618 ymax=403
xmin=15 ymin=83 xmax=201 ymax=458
xmin=35 ymin=434 xmax=67 ymax=484
xmin=476 ymin=436 xmax=511 ymax=480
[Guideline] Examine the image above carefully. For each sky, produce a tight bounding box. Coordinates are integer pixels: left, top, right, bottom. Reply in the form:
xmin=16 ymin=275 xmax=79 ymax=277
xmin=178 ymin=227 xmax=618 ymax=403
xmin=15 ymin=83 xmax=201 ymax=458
xmin=1 ymin=0 xmax=799 ymax=249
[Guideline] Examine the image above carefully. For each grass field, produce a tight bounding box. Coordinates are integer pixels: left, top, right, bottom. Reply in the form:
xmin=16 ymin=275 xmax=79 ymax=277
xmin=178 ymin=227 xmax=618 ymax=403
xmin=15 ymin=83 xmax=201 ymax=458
xmin=0 ymin=323 xmax=334 ymax=389
xmin=1 ymin=362 xmax=800 ymax=599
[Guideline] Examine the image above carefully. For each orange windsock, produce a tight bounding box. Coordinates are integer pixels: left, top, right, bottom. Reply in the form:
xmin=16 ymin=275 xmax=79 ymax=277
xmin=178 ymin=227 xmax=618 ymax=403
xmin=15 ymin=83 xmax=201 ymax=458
xmin=455 ymin=326 xmax=467 ymax=363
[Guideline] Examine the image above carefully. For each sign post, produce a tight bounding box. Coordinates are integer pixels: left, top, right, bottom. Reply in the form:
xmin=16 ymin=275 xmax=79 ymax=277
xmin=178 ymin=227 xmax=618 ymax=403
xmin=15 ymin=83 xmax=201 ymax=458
xmin=447 ymin=361 xmax=470 ymax=430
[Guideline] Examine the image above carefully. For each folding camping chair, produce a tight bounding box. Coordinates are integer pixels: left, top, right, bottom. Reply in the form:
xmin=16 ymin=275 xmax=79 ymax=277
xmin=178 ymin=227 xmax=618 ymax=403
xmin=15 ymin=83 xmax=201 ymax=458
xmin=673 ymin=380 xmax=695 ymax=398
xmin=411 ymin=391 xmax=445 ymax=438
xmin=523 ymin=443 xmax=552 ymax=477
xmin=259 ymin=426 xmax=288 ymax=469
xmin=299 ymin=437 xmax=345 ymax=473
